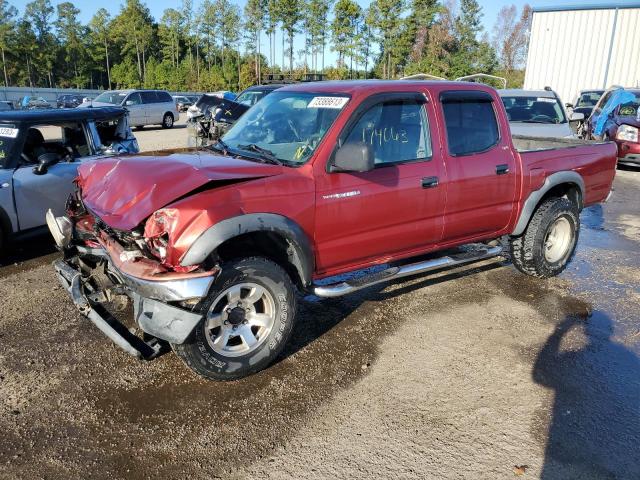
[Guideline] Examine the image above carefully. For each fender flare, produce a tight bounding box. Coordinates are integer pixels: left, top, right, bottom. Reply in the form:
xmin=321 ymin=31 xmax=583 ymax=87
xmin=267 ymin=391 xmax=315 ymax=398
xmin=180 ymin=213 xmax=315 ymax=286
xmin=511 ymin=171 xmax=585 ymax=236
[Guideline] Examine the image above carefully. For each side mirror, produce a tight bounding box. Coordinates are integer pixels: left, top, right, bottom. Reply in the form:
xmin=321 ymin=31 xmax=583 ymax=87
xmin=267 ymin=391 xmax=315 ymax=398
xmin=569 ymin=112 xmax=585 ymax=122
xmin=565 ymin=103 xmax=573 ymax=109
xmin=32 ymin=152 xmax=61 ymax=175
xmin=331 ymin=142 xmax=375 ymax=173
xmin=125 ymin=100 xmax=134 ymax=106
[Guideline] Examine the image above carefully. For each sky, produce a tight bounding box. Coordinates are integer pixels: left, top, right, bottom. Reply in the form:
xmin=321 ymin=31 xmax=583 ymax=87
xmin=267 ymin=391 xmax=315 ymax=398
xmin=8 ymin=0 xmax=640 ymax=68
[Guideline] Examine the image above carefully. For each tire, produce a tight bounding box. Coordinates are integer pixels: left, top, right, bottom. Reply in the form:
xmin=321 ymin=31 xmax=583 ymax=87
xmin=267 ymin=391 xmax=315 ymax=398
xmin=173 ymin=257 xmax=297 ymax=381
xmin=510 ymin=197 xmax=580 ymax=278
xmin=162 ymin=113 xmax=174 ymax=129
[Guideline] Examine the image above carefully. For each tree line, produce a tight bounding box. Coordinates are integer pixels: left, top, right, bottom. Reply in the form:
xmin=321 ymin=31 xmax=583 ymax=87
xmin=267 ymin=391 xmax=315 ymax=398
xmin=0 ymin=0 xmax=531 ymax=92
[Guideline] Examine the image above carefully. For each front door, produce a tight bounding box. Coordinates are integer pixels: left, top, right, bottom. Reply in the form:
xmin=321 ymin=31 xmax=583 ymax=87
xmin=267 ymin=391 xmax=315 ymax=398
xmin=124 ymin=92 xmax=145 ymax=126
xmin=314 ymin=94 xmax=446 ymax=275
xmin=13 ymin=122 xmax=92 ymax=230
xmin=438 ymin=90 xmax=518 ymax=242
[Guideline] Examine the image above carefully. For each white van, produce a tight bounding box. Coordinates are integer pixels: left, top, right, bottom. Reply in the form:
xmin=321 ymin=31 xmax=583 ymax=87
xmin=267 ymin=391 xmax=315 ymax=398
xmin=81 ymin=89 xmax=179 ymax=129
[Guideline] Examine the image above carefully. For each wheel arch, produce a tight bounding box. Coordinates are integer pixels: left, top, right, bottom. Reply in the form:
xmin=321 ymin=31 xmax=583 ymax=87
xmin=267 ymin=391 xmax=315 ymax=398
xmin=180 ymin=213 xmax=315 ymax=288
xmin=512 ymin=171 xmax=585 ymax=236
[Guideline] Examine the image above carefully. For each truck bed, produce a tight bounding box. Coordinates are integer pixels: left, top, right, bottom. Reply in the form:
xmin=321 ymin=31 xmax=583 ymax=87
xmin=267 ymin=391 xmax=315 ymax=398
xmin=512 ymin=134 xmax=601 ymax=152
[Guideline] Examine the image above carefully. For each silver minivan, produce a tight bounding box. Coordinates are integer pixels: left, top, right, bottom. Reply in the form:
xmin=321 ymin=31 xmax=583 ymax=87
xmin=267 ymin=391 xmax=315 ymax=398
xmin=80 ymin=89 xmax=179 ymax=129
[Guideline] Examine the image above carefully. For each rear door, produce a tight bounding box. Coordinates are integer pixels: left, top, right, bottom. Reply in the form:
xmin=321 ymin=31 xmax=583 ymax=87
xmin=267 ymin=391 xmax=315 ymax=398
xmin=439 ymin=90 xmax=517 ymax=242
xmin=314 ymin=93 xmax=446 ymax=273
xmin=140 ymin=91 xmax=160 ymax=125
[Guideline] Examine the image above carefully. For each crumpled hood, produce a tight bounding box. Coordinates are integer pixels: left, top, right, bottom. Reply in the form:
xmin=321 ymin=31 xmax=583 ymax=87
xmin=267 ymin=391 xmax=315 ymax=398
xmin=77 ymin=149 xmax=283 ymax=230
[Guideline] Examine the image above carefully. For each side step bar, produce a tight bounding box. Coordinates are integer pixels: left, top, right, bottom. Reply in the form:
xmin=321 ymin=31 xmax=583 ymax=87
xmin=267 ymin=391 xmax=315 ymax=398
xmin=312 ymin=245 xmax=503 ymax=298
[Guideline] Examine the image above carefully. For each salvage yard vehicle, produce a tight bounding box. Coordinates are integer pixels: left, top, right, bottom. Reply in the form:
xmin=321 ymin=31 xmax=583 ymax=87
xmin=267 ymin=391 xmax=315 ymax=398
xmin=50 ymin=80 xmax=617 ymax=381
xmin=172 ymin=95 xmax=194 ymax=112
xmin=588 ymin=88 xmax=640 ymax=167
xmin=187 ymin=85 xmax=283 ymax=147
xmin=81 ymin=89 xmax=179 ymax=129
xmin=499 ymin=88 xmax=583 ymax=138
xmin=0 ymin=107 xmax=138 ymax=253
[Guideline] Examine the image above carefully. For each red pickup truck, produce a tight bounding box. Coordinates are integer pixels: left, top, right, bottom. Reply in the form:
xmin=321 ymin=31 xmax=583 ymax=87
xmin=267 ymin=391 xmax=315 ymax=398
xmin=49 ymin=80 xmax=617 ymax=380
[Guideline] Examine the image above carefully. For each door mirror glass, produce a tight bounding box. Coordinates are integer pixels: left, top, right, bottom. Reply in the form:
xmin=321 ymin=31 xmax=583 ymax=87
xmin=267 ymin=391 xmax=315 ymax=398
xmin=332 ymin=142 xmax=375 ymax=173
xmin=569 ymin=112 xmax=585 ymax=122
xmin=32 ymin=152 xmax=61 ymax=175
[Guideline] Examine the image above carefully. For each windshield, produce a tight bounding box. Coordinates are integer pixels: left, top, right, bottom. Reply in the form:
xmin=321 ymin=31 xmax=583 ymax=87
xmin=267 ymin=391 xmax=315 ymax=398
xmin=576 ymin=91 xmax=603 ymax=108
xmin=235 ymin=90 xmax=269 ymax=107
xmin=93 ymin=91 xmax=127 ymax=105
xmin=616 ymin=92 xmax=640 ymax=117
xmin=501 ymin=96 xmax=567 ymax=124
xmin=221 ymin=92 xmax=348 ymax=165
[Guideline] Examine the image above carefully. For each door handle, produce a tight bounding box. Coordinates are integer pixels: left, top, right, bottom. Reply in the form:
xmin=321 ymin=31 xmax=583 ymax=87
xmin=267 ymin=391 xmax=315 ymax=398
xmin=496 ymin=164 xmax=509 ymax=175
xmin=422 ymin=176 xmax=439 ymax=188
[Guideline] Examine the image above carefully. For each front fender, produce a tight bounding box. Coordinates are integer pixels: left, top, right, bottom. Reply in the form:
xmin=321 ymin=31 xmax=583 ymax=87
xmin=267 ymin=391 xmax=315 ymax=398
xmin=180 ymin=213 xmax=315 ymax=286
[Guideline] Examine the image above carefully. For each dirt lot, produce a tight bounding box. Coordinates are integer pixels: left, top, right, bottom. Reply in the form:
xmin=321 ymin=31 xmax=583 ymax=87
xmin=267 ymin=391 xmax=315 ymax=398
xmin=0 ymin=147 xmax=639 ymax=478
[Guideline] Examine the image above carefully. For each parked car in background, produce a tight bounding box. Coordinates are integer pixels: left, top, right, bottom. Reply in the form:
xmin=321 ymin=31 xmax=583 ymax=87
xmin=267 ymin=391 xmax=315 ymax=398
xmin=56 ymin=94 xmax=85 ymax=109
xmin=173 ymin=95 xmax=194 ymax=112
xmin=186 ymin=91 xmax=237 ymax=120
xmin=80 ymin=89 xmax=179 ymax=129
xmin=187 ymin=85 xmax=283 ymax=146
xmin=51 ymin=80 xmax=617 ymax=380
xmin=587 ymin=87 xmax=640 ymax=167
xmin=20 ymin=96 xmax=53 ymax=110
xmin=567 ymin=89 xmax=605 ymax=118
xmin=585 ymin=85 xmax=623 ymax=138
xmin=499 ymin=89 xmax=583 ymax=138
xmin=0 ymin=101 xmax=14 ymax=111
xmin=0 ymin=107 xmax=138 ymax=254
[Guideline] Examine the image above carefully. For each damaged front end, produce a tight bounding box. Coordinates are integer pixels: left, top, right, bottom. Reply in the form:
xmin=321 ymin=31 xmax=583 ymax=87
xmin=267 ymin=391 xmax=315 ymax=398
xmin=48 ymin=194 xmax=218 ymax=359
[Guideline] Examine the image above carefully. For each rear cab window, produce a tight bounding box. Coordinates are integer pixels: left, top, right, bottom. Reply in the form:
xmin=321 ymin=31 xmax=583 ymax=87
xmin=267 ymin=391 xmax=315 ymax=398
xmin=440 ymin=91 xmax=500 ymax=156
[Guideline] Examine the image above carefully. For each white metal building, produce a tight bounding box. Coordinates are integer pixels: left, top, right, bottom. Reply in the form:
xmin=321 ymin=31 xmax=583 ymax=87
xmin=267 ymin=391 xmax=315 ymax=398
xmin=524 ymin=3 xmax=640 ymax=103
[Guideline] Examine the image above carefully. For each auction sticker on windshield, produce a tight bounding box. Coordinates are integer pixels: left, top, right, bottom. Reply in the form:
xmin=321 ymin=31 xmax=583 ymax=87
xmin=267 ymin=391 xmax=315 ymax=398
xmin=308 ymin=97 xmax=349 ymax=109
xmin=0 ymin=127 xmax=18 ymax=138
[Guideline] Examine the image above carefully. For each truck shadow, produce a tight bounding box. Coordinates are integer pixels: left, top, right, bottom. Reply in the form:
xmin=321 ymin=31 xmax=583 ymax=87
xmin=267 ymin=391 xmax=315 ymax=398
xmin=0 ymin=233 xmax=58 ymax=273
xmin=533 ymin=310 xmax=640 ymax=478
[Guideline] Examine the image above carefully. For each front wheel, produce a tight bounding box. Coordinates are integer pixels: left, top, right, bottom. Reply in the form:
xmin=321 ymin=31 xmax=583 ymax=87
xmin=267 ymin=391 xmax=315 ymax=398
xmin=173 ymin=257 xmax=297 ymax=381
xmin=162 ymin=113 xmax=174 ymax=129
xmin=510 ymin=197 xmax=580 ymax=278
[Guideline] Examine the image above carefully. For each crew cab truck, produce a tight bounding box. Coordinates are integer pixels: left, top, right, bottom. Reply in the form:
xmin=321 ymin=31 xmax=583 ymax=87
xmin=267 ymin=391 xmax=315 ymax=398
xmin=49 ymin=81 xmax=618 ymax=380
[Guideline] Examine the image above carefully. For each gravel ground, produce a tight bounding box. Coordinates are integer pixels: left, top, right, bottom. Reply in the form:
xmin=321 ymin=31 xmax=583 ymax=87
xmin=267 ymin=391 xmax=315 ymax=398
xmin=0 ymin=158 xmax=638 ymax=478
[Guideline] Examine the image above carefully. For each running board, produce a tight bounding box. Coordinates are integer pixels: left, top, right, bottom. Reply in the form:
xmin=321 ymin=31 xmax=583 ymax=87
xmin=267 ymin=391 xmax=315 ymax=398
xmin=312 ymin=245 xmax=503 ymax=298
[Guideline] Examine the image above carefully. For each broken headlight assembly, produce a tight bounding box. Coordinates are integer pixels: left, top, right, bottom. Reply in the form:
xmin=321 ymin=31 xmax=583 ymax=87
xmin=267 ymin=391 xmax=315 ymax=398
xmin=616 ymin=124 xmax=638 ymax=143
xmin=144 ymin=209 xmax=176 ymax=263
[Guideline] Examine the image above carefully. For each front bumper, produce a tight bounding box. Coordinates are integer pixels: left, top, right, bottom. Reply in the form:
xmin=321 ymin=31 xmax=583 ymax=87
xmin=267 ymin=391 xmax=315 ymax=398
xmin=49 ymin=208 xmax=218 ymax=357
xmin=54 ymin=256 xmax=208 ymax=358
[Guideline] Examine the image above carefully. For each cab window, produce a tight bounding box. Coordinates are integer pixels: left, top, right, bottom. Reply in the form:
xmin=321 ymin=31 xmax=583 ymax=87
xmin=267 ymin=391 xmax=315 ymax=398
xmin=441 ymin=92 xmax=499 ymax=156
xmin=343 ymin=99 xmax=432 ymax=165
xmin=20 ymin=122 xmax=90 ymax=164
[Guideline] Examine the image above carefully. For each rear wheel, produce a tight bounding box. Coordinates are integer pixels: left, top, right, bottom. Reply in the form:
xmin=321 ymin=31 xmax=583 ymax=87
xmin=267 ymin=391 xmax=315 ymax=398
xmin=510 ymin=197 xmax=580 ymax=278
xmin=162 ymin=113 xmax=174 ymax=129
xmin=173 ymin=257 xmax=296 ymax=381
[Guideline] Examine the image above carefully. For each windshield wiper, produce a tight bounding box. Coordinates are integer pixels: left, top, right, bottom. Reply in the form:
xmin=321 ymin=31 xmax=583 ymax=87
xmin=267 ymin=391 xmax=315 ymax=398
xmin=210 ymin=138 xmax=230 ymax=154
xmin=237 ymin=143 xmax=283 ymax=165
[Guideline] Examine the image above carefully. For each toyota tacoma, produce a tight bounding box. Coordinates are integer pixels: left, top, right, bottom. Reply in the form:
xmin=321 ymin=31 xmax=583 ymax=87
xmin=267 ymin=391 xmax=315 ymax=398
xmin=49 ymin=80 xmax=618 ymax=380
